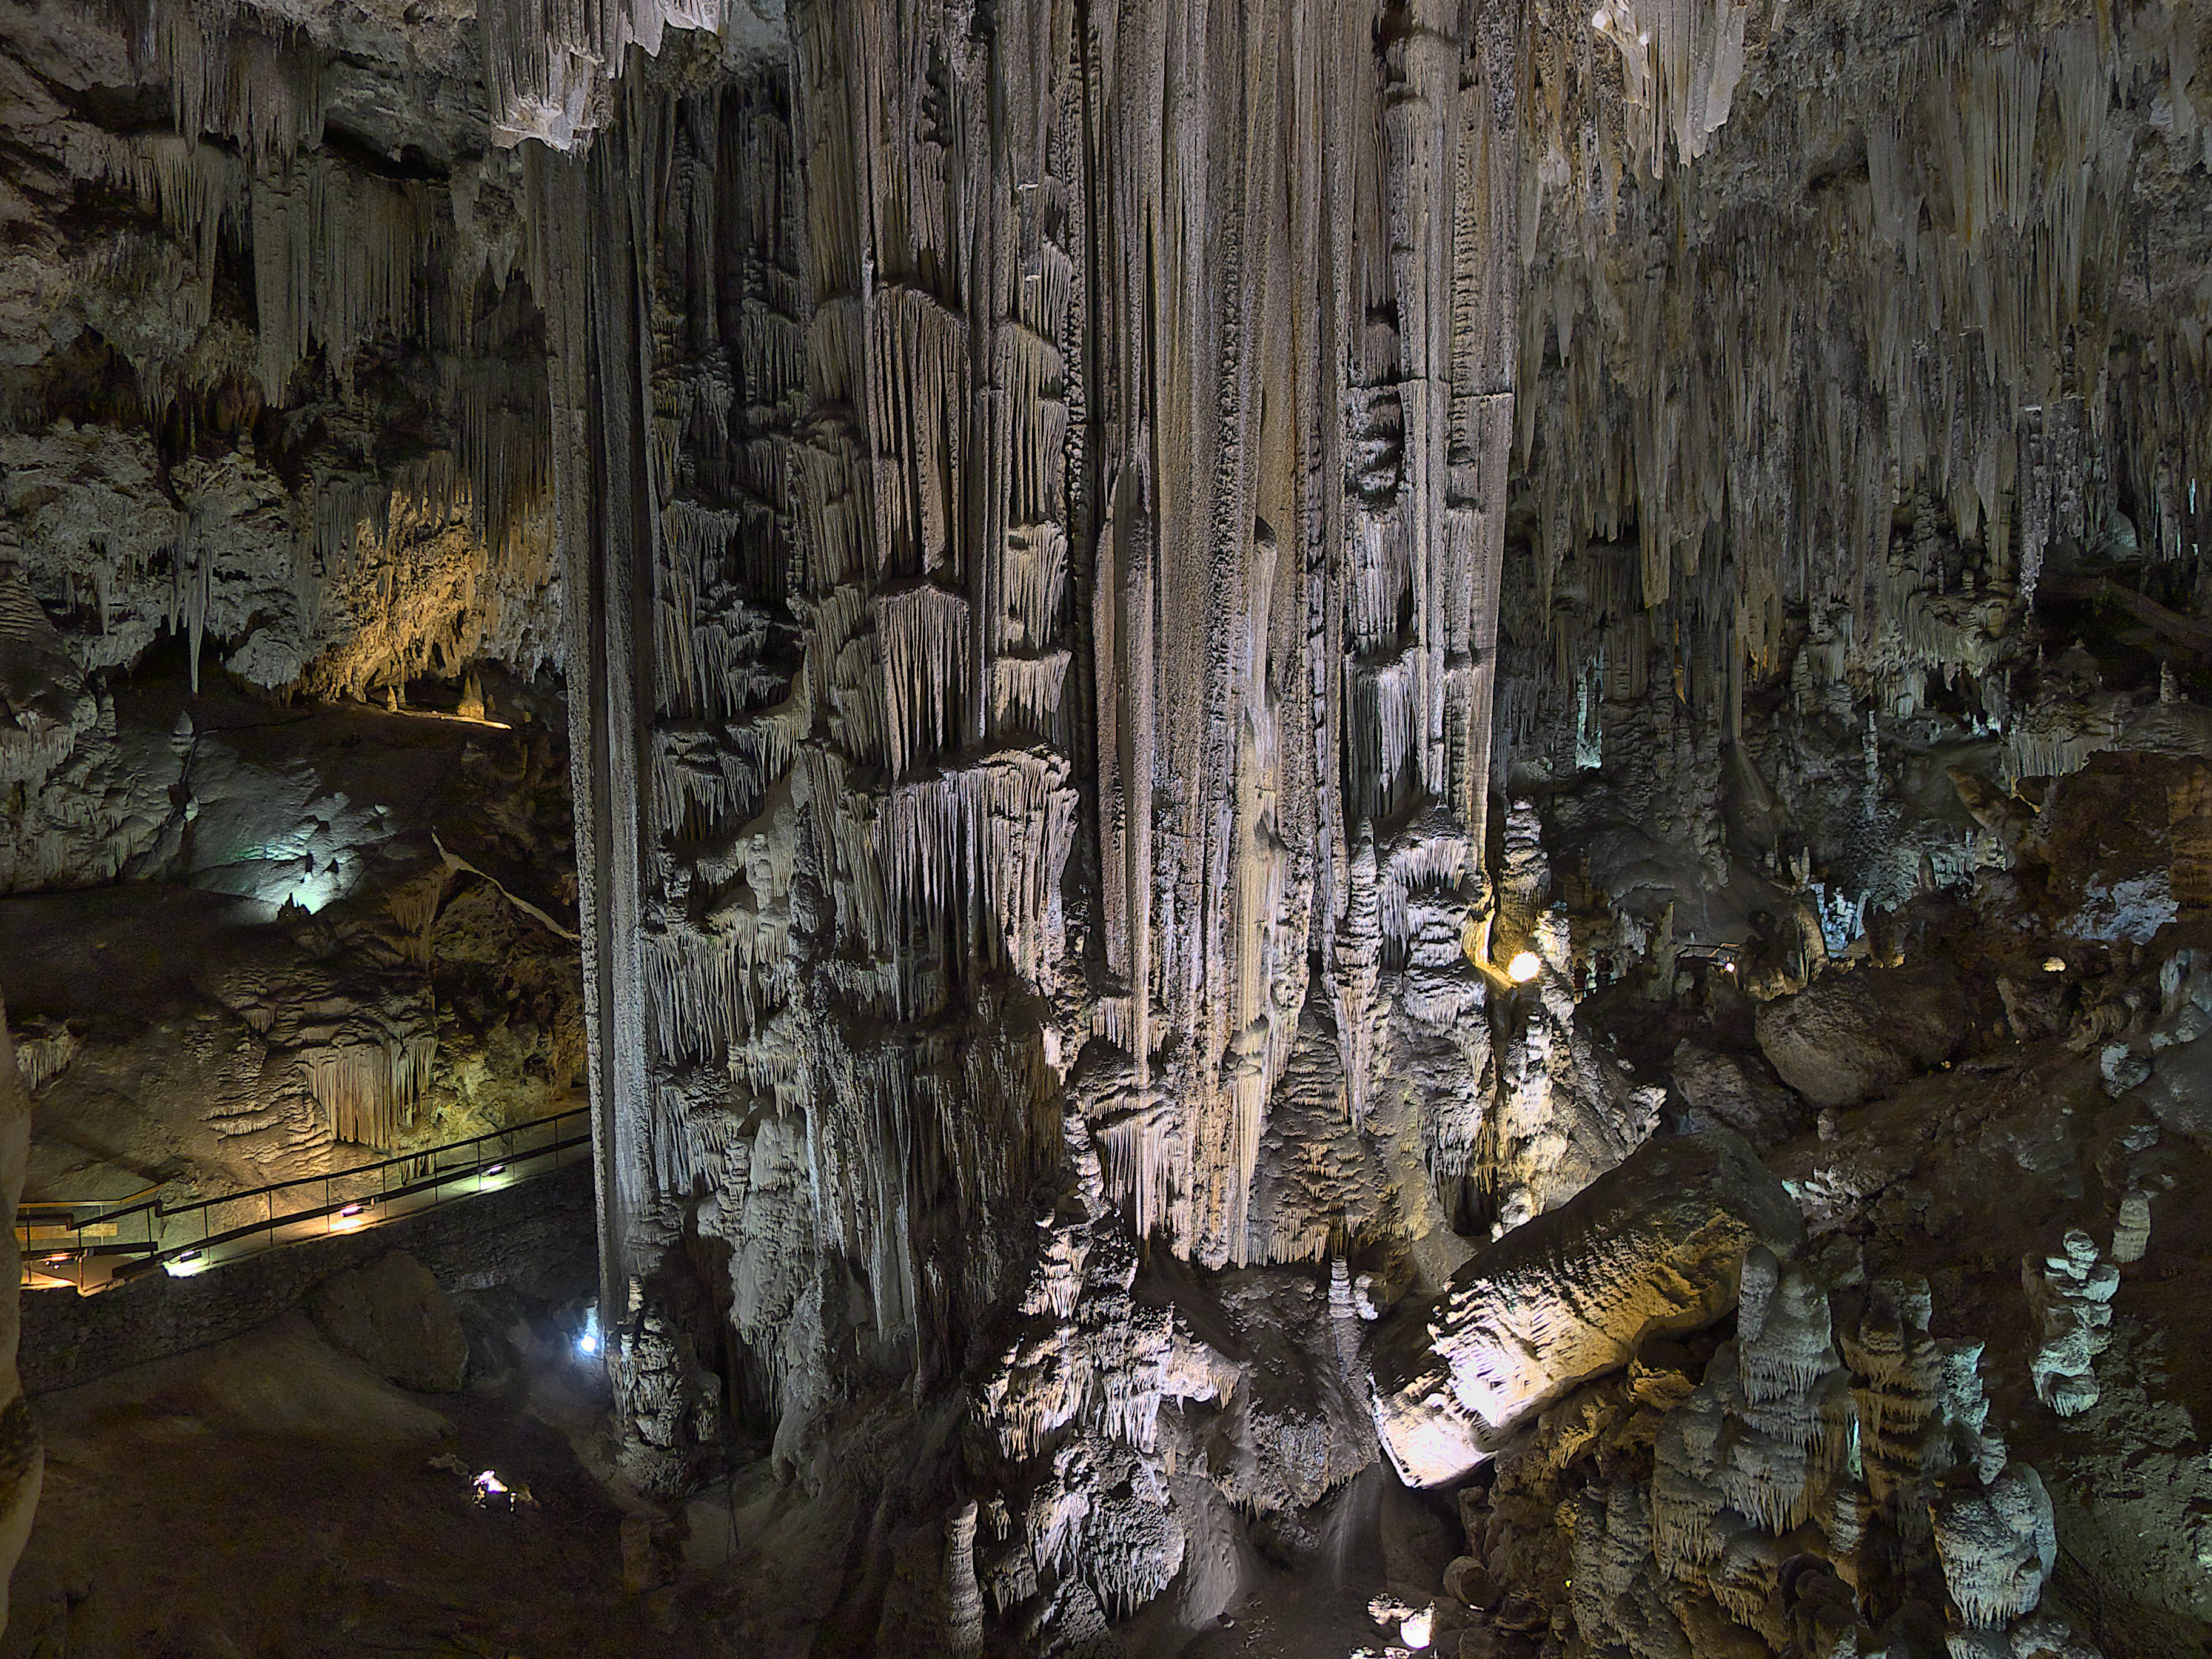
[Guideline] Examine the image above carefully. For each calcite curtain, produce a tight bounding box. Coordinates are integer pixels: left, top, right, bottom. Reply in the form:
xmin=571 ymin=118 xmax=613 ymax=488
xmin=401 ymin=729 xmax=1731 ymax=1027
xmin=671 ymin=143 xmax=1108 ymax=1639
xmin=528 ymin=0 xmax=1523 ymax=1484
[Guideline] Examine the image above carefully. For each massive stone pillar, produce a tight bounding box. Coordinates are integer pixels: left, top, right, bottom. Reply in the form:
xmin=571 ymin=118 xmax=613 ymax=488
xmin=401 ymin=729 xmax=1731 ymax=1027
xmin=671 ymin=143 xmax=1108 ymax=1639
xmin=529 ymin=0 xmax=1526 ymax=1496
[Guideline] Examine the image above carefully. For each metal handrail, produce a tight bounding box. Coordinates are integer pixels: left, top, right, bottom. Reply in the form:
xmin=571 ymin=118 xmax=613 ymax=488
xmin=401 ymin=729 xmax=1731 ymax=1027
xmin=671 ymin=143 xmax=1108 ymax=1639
xmin=18 ymin=1103 xmax=591 ymax=1292
xmin=108 ymin=1128 xmax=593 ymax=1287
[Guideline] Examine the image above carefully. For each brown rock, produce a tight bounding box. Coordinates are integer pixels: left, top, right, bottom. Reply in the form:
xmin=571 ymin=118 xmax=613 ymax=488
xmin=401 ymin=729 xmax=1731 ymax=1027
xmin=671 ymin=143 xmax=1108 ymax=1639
xmin=0 ymin=1005 xmax=43 ymax=1636
xmin=308 ymin=1250 xmax=469 ymax=1394
xmin=1755 ymin=964 xmax=1965 ymax=1108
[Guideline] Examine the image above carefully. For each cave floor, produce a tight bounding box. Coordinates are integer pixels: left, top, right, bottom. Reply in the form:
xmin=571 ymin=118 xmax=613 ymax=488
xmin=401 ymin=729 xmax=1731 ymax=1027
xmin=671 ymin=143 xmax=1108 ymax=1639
xmin=7 ymin=1317 xmax=715 ymax=1659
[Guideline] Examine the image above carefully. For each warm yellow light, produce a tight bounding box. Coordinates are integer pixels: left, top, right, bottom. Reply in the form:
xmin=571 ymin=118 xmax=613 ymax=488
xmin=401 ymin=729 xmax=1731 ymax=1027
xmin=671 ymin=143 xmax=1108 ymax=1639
xmin=2043 ymin=956 xmax=2067 ymax=973
xmin=1507 ymin=951 xmax=1543 ymax=984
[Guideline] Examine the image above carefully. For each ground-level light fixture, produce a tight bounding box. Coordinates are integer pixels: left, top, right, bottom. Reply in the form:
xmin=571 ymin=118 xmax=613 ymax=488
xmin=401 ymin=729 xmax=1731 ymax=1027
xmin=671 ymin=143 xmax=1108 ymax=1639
xmin=1507 ymin=950 xmax=1543 ymax=984
xmin=165 ymin=1248 xmax=209 ymax=1278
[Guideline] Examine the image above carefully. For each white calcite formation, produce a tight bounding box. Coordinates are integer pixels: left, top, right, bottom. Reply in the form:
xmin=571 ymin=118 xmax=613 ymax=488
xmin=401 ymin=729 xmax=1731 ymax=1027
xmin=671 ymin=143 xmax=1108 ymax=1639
xmin=522 ymin=0 xmax=1565 ymax=1510
xmin=2024 ymin=1228 xmax=2120 ymax=1418
xmin=8 ymin=0 xmax=2212 ymax=1651
xmin=1369 ymin=1129 xmax=1803 ymax=1486
xmin=1487 ymin=1255 xmax=2087 ymax=1659
xmin=2111 ymin=1190 xmax=2153 ymax=1265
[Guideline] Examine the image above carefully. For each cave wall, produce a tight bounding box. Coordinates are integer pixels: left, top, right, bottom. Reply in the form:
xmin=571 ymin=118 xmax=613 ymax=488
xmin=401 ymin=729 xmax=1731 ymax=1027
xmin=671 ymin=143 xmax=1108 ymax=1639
xmin=6 ymin=0 xmax=2212 ymax=1652
xmin=0 ymin=0 xmax=590 ymax=1259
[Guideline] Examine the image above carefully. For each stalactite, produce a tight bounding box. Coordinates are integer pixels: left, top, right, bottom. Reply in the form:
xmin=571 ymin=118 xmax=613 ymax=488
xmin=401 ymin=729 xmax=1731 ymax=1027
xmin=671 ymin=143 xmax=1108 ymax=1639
xmin=302 ymin=1032 xmax=437 ymax=1149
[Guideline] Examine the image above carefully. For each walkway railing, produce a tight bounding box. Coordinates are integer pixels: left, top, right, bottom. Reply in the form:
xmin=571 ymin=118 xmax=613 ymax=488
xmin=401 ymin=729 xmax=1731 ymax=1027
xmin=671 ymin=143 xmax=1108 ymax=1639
xmin=17 ymin=1104 xmax=591 ymax=1294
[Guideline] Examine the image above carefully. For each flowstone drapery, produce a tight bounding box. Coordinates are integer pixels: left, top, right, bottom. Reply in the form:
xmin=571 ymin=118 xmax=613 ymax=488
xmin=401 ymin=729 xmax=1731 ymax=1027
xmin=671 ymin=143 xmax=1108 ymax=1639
xmin=529 ymin=1 xmax=1532 ymax=1495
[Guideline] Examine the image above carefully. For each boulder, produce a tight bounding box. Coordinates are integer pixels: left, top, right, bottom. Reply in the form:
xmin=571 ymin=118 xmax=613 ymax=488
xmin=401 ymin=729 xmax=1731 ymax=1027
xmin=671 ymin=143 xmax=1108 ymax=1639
xmin=1367 ymin=1129 xmax=1801 ymax=1486
xmin=2132 ymin=1030 xmax=2212 ymax=1145
xmin=1669 ymin=1042 xmax=1811 ymax=1148
xmin=309 ymin=1250 xmax=469 ymax=1393
xmin=1755 ymin=964 xmax=1965 ymax=1108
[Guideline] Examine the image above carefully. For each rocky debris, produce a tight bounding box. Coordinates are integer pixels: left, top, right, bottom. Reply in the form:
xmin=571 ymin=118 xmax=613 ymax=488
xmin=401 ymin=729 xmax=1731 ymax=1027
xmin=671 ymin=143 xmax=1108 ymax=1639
xmin=309 ymin=1250 xmax=469 ymax=1394
xmin=1755 ymin=964 xmax=1967 ymax=1109
xmin=1369 ymin=1129 xmax=1801 ymax=1486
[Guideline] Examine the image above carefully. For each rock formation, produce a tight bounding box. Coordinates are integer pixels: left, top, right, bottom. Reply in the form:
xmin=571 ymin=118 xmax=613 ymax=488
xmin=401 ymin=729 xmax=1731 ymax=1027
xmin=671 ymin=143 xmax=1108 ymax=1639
xmin=4 ymin=0 xmax=2212 ymax=1654
xmin=1370 ymin=1129 xmax=1801 ymax=1486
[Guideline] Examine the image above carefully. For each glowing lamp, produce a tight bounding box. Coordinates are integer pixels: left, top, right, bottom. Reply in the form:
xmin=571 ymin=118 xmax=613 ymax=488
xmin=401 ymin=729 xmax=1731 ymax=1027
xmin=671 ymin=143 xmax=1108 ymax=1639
xmin=1400 ymin=1606 xmax=1435 ymax=1649
xmin=483 ymin=1164 xmax=506 ymax=1177
xmin=1506 ymin=951 xmax=1543 ymax=984
xmin=166 ymin=1249 xmax=208 ymax=1278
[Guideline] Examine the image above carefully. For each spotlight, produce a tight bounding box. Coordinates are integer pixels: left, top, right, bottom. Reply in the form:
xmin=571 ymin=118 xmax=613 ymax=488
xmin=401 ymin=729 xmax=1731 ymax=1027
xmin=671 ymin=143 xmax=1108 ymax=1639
xmin=339 ymin=1202 xmax=368 ymax=1218
xmin=1400 ymin=1605 xmax=1435 ymax=1649
xmin=165 ymin=1249 xmax=209 ymax=1278
xmin=483 ymin=1164 xmax=506 ymax=1177
xmin=1507 ymin=950 xmax=1543 ymax=984
xmin=575 ymin=1305 xmax=602 ymax=1359
xmin=2043 ymin=956 xmax=2067 ymax=973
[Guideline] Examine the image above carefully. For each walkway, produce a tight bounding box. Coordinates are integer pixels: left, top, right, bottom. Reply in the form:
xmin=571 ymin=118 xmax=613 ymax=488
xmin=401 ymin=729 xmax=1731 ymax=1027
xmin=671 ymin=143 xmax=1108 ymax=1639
xmin=17 ymin=1104 xmax=591 ymax=1294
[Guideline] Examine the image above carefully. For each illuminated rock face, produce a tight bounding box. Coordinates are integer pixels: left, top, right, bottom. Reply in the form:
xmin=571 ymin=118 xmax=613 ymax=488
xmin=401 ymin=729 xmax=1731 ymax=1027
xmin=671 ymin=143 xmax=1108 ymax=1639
xmin=1369 ymin=1130 xmax=1801 ymax=1487
xmin=534 ymin=0 xmax=1533 ymax=1500
xmin=11 ymin=0 xmax=2212 ymax=1652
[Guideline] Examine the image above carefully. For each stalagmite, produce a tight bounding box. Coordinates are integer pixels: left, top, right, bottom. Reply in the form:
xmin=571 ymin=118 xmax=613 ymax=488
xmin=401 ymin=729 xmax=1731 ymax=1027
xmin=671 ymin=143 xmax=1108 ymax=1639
xmin=19 ymin=0 xmax=2211 ymax=1649
xmin=2024 ymin=1229 xmax=2119 ymax=1417
xmin=2110 ymin=1190 xmax=2151 ymax=1265
xmin=944 ymin=1498 xmax=986 ymax=1654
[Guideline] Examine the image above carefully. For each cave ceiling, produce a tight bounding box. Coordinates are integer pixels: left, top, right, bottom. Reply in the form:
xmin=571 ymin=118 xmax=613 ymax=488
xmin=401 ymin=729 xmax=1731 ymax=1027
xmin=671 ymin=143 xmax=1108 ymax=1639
xmin=0 ymin=0 xmax=2209 ymax=1654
